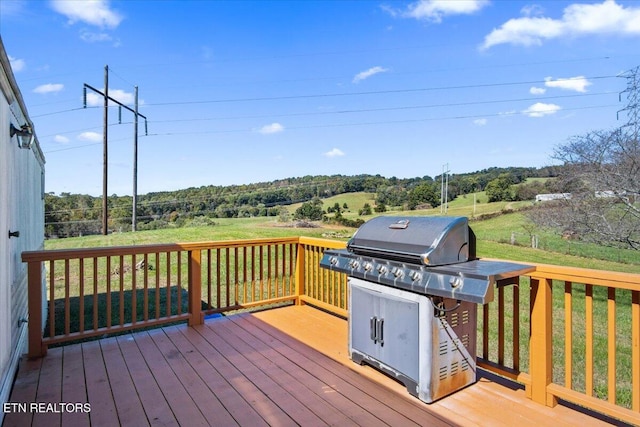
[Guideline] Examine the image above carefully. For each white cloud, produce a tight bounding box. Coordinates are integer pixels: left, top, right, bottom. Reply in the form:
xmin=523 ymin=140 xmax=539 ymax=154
xmin=387 ymin=0 xmax=490 ymax=23
xmin=258 ymin=123 xmax=284 ymax=134
xmin=50 ymin=0 xmax=123 ymax=28
xmin=33 ymin=83 xmax=64 ymax=94
xmin=473 ymin=118 xmax=487 ymax=126
xmin=530 ymin=86 xmax=546 ymax=95
xmin=353 ymin=66 xmax=389 ymax=84
xmin=80 ymin=30 xmax=113 ymax=43
xmin=544 ymin=76 xmax=592 ymax=92
xmin=521 ymin=4 xmax=545 ymax=18
xmin=86 ymin=88 xmax=136 ymax=106
xmin=324 ymin=148 xmax=345 ymax=158
xmin=8 ymin=55 xmax=25 ymax=72
xmin=482 ymin=0 xmax=640 ymax=49
xmin=54 ymin=135 xmax=70 ymax=144
xmin=522 ymin=102 xmax=561 ymax=118
xmin=78 ymin=131 xmax=102 ymax=142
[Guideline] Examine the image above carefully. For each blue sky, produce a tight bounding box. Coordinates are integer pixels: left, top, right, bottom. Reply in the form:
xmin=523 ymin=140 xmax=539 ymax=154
xmin=2 ymin=0 xmax=639 ymax=196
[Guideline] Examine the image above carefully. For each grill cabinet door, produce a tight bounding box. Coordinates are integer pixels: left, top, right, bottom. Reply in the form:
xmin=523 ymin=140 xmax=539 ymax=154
xmin=349 ymin=278 xmax=420 ymax=382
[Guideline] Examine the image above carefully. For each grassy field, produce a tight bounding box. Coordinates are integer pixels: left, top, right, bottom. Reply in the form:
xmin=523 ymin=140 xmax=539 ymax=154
xmin=46 ymin=193 xmax=639 ymax=273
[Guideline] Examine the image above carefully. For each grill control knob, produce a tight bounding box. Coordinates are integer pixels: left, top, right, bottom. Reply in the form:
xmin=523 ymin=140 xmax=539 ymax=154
xmin=329 ymin=256 xmax=339 ymax=266
xmin=348 ymin=260 xmax=360 ymax=269
xmin=377 ymin=265 xmax=388 ymax=274
xmin=391 ymin=267 xmax=404 ymax=278
xmin=363 ymin=262 xmax=373 ymax=271
xmin=410 ymin=271 xmax=421 ymax=281
xmin=450 ymin=277 xmax=463 ymax=288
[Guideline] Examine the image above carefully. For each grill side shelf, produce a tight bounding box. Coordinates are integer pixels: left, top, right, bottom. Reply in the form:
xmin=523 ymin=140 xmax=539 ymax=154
xmin=319 ymin=250 xmax=533 ymax=305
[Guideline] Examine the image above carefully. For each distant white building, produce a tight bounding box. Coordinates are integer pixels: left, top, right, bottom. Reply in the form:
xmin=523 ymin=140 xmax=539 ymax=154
xmin=535 ymin=193 xmax=571 ymax=202
xmin=0 ymin=36 xmax=46 ymax=424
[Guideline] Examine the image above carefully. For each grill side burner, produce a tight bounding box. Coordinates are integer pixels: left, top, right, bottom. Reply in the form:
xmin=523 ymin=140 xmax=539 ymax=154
xmin=319 ymin=216 xmax=534 ymax=403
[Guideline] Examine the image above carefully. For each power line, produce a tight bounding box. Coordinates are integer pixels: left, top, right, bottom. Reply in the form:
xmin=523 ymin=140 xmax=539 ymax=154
xmin=143 ymin=75 xmax=617 ymax=107
xmin=44 ymin=92 xmax=614 ymax=154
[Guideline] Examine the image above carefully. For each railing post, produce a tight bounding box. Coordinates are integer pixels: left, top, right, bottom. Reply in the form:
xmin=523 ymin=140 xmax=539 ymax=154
xmin=295 ymin=240 xmax=305 ymax=305
xmin=529 ymin=275 xmax=556 ymax=407
xmin=188 ymin=250 xmax=203 ymax=326
xmin=27 ymin=261 xmax=46 ymax=358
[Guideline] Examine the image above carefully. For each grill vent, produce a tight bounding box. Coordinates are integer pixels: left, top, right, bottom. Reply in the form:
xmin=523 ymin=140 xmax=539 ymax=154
xmin=439 ymin=365 xmax=448 ymax=381
xmin=451 ymin=361 xmax=459 ymax=376
xmin=461 ymin=334 xmax=470 ymax=348
xmin=439 ymin=341 xmax=448 ymax=356
xmin=450 ymin=312 xmax=459 ymax=327
xmin=462 ymin=310 xmax=470 ymax=324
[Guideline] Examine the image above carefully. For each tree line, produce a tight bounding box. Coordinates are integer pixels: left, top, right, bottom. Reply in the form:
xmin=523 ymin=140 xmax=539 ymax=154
xmin=45 ymin=167 xmax=560 ymax=238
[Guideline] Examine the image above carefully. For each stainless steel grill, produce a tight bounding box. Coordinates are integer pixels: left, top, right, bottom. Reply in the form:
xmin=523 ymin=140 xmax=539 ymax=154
xmin=319 ymin=216 xmax=533 ymax=403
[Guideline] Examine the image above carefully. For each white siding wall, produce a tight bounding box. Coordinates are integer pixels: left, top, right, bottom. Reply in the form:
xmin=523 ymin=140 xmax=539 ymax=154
xmin=0 ymin=43 xmax=45 ymax=421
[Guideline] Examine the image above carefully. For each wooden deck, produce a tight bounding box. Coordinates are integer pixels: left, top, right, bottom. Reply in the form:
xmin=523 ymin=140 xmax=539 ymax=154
xmin=3 ymin=305 xmax=618 ymax=427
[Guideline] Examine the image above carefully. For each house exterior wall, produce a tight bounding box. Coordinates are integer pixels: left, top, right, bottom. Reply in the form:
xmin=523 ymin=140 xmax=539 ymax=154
xmin=0 ymin=37 xmax=45 ymax=423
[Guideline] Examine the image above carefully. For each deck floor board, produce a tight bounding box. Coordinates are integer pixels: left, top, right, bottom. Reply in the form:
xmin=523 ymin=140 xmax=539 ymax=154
xmin=3 ymin=305 xmax=614 ymax=427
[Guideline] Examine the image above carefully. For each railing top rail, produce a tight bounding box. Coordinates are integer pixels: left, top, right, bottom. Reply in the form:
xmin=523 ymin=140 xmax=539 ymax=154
xmin=21 ymin=236 xmax=300 ymax=262
xmin=526 ymin=262 xmax=640 ymax=291
xmin=481 ymin=257 xmax=640 ymax=290
xmin=298 ymin=236 xmax=348 ymax=249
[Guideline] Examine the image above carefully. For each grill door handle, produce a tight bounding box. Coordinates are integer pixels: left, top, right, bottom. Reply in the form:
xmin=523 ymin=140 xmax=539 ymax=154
xmin=377 ymin=318 xmax=384 ymax=346
xmin=370 ymin=316 xmax=377 ymax=343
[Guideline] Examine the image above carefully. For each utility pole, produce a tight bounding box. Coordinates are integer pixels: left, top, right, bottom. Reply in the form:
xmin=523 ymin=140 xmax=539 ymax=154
xmin=133 ymin=86 xmax=139 ymax=232
xmin=618 ymin=66 xmax=639 ymax=140
xmin=102 ymin=65 xmax=109 ymax=235
xmin=84 ymin=66 xmax=147 ymax=235
xmin=440 ymin=163 xmax=450 ymax=214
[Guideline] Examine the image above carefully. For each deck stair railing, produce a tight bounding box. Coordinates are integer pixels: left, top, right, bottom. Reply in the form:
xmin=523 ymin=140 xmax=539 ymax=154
xmin=22 ymin=237 xmax=639 ymax=425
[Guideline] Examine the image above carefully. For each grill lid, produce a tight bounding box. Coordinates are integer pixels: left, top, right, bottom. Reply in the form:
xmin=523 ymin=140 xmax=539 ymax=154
xmin=347 ymin=216 xmax=472 ymax=266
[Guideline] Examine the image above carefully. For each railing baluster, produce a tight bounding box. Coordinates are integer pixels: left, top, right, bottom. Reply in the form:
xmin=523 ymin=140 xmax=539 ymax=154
xmin=259 ymin=246 xmax=264 ymax=302
xmin=95 ymin=257 xmax=100 ymax=330
xmin=143 ymin=253 xmax=149 ymax=322
xmin=482 ymin=303 xmax=489 ymax=360
xmin=274 ymin=244 xmax=279 ymax=299
xmin=166 ymin=252 xmax=171 ymax=318
xmin=243 ymin=247 xmax=248 ymax=303
xmin=119 ymin=255 xmax=125 ymax=326
xmin=79 ymin=258 xmax=85 ymax=334
xmin=235 ymin=247 xmax=239 ymax=305
xmin=105 ymin=255 xmax=113 ymax=329
xmin=564 ymin=281 xmax=573 ymax=389
xmin=206 ymin=249 xmax=212 ymax=310
xmin=226 ymin=248 xmax=231 ymax=307
xmin=155 ymin=252 xmax=160 ymax=319
xmin=608 ymin=287 xmax=616 ymax=404
xmin=512 ymin=283 xmax=520 ymax=371
xmin=132 ymin=254 xmax=137 ymax=323
xmin=586 ymin=284 xmax=594 ymax=397
xmin=49 ymin=260 xmax=55 ymax=339
xmin=64 ymin=259 xmax=70 ymax=336
xmin=632 ymin=290 xmax=640 ymax=412
xmin=498 ymin=284 xmax=504 ymax=365
xmin=266 ymin=245 xmax=271 ymax=300
xmin=176 ymin=251 xmax=182 ymax=316
xmin=251 ymin=246 xmax=256 ymax=303
xmin=216 ymin=248 xmax=221 ymax=309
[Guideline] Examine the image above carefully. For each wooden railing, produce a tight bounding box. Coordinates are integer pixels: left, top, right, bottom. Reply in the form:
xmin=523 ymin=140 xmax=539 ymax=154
xmin=22 ymin=237 xmax=639 ymax=425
